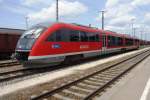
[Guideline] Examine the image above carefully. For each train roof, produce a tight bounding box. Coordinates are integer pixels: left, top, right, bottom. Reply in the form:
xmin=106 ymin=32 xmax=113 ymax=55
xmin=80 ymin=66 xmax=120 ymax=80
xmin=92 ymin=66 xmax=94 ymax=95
xmin=34 ymin=22 xmax=138 ymax=39
xmin=33 ymin=21 xmax=100 ymax=32
xmin=0 ymin=28 xmax=25 ymax=35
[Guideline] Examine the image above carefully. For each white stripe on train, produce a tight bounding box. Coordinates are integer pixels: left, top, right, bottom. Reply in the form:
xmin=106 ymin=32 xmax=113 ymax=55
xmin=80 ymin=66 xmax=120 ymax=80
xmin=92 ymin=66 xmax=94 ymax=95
xmin=28 ymin=46 xmax=138 ymax=60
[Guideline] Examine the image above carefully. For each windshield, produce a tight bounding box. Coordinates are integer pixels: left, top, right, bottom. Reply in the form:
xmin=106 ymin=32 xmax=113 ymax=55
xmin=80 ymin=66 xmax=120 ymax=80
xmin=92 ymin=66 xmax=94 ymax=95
xmin=16 ymin=26 xmax=46 ymax=51
xmin=21 ymin=27 xmax=45 ymax=39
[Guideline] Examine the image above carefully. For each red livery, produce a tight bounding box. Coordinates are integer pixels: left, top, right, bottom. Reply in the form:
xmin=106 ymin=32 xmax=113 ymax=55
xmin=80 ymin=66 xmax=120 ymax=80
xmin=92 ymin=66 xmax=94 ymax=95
xmin=14 ymin=22 xmax=143 ymax=67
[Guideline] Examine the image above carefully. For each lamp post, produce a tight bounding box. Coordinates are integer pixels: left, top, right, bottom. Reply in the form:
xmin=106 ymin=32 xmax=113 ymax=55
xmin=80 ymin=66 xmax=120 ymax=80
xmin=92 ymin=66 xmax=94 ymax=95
xmin=56 ymin=0 xmax=59 ymax=22
xmin=100 ymin=10 xmax=106 ymax=30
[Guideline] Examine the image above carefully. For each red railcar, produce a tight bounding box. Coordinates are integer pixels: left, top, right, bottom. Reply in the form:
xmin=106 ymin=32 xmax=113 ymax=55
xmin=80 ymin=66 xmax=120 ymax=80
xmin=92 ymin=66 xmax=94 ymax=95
xmin=0 ymin=28 xmax=25 ymax=58
xmin=15 ymin=22 xmax=140 ymax=67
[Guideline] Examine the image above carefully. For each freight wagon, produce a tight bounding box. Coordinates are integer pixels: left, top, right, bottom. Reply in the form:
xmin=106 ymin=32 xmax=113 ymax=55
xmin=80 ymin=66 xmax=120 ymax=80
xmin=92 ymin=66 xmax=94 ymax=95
xmin=0 ymin=28 xmax=25 ymax=59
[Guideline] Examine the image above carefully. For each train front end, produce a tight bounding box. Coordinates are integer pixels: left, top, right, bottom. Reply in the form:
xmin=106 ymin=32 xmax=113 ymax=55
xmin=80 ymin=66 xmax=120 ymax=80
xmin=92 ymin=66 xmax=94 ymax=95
xmin=15 ymin=25 xmax=46 ymax=67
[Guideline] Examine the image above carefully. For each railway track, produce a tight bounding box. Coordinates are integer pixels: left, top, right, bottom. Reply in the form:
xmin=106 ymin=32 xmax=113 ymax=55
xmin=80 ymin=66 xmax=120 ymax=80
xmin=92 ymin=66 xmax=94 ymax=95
xmin=0 ymin=60 xmax=20 ymax=68
xmin=0 ymin=48 xmax=146 ymax=85
xmin=31 ymin=49 xmax=150 ymax=100
xmin=0 ymin=51 xmax=134 ymax=85
xmin=0 ymin=67 xmax=57 ymax=84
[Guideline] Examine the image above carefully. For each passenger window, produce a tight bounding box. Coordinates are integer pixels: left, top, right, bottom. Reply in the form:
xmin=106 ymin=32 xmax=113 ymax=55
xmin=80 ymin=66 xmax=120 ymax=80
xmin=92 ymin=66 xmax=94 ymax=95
xmin=118 ymin=37 xmax=123 ymax=46
xmin=70 ymin=30 xmax=80 ymax=42
xmin=126 ymin=38 xmax=133 ymax=46
xmin=88 ymin=33 xmax=95 ymax=42
xmin=95 ymin=34 xmax=100 ymax=42
xmin=46 ymin=29 xmax=100 ymax=42
xmin=108 ymin=36 xmax=118 ymax=46
xmin=80 ymin=31 xmax=88 ymax=42
xmin=56 ymin=30 xmax=61 ymax=41
xmin=46 ymin=28 xmax=70 ymax=42
xmin=59 ymin=29 xmax=70 ymax=42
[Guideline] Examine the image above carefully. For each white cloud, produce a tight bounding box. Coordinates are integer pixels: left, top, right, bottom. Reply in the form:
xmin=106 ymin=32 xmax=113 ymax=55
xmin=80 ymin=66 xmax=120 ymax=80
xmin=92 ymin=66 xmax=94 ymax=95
xmin=96 ymin=0 xmax=150 ymax=40
xmin=21 ymin=0 xmax=52 ymax=6
xmin=105 ymin=4 xmax=134 ymax=20
xmin=106 ymin=0 xmax=120 ymax=8
xmin=96 ymin=0 xmax=142 ymax=34
xmin=145 ymin=13 xmax=150 ymax=19
xmin=108 ymin=15 xmax=134 ymax=26
xmin=143 ymin=13 xmax=150 ymax=25
xmin=97 ymin=1 xmax=136 ymax=29
xmin=131 ymin=0 xmax=150 ymax=6
xmin=95 ymin=0 xmax=150 ymax=38
xmin=28 ymin=0 xmax=88 ymax=23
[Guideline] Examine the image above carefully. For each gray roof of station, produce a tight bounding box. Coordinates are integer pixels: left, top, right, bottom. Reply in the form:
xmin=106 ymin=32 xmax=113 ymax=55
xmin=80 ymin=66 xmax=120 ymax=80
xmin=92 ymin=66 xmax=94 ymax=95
xmin=0 ymin=28 xmax=25 ymax=35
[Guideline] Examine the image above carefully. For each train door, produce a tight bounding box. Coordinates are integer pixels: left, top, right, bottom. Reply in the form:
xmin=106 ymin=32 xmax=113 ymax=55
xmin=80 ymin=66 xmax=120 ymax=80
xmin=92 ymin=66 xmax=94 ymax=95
xmin=102 ymin=33 xmax=107 ymax=55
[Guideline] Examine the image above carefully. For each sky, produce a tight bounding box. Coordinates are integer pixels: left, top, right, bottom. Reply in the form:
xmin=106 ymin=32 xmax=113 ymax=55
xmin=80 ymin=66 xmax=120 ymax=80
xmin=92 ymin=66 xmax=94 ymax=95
xmin=0 ymin=0 xmax=150 ymax=40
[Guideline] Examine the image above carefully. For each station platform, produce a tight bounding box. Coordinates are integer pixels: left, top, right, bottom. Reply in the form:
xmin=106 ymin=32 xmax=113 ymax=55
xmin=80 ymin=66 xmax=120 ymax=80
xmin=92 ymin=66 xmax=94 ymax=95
xmin=96 ymin=55 xmax=150 ymax=100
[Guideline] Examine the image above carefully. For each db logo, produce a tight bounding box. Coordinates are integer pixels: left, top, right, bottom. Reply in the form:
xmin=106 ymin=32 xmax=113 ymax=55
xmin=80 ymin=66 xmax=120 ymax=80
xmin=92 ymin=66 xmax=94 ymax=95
xmin=52 ymin=44 xmax=61 ymax=48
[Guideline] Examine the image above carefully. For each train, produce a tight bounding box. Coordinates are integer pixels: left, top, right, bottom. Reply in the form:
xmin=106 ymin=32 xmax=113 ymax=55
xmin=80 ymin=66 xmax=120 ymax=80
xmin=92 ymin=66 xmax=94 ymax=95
xmin=0 ymin=28 xmax=25 ymax=59
xmin=14 ymin=22 xmax=149 ymax=67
